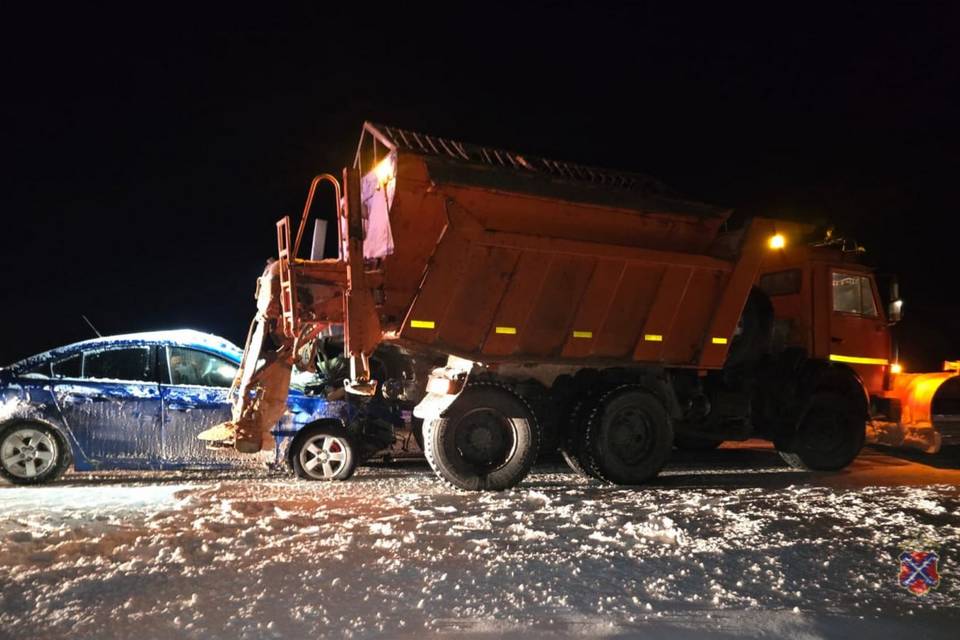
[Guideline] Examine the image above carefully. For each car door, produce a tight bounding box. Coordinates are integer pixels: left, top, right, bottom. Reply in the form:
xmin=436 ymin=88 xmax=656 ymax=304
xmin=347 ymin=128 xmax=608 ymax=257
xmin=52 ymin=345 xmax=163 ymax=465
xmin=159 ymin=346 xmax=238 ymax=465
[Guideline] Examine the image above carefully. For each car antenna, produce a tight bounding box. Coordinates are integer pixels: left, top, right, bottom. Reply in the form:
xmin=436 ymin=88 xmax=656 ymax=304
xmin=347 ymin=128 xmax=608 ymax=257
xmin=81 ymin=315 xmax=103 ymax=338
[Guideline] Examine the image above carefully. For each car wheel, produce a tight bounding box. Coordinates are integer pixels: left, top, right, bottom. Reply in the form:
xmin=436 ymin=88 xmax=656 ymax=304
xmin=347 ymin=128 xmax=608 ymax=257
xmin=778 ymin=392 xmax=865 ymax=471
xmin=0 ymin=422 xmax=69 ymax=485
xmin=291 ymin=425 xmax=358 ymax=481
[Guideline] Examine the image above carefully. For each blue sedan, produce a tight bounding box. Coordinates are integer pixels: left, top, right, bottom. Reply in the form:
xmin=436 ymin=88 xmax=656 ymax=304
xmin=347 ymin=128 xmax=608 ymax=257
xmin=0 ymin=330 xmax=360 ymax=484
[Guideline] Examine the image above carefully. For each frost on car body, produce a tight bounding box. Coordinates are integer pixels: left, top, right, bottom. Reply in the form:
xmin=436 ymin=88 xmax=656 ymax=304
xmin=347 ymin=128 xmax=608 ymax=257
xmin=0 ymin=330 xmax=368 ymax=483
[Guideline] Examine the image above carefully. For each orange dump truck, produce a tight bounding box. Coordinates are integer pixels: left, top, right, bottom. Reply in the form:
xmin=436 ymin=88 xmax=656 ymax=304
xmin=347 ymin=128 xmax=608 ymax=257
xmin=202 ymin=123 xmax=959 ymax=489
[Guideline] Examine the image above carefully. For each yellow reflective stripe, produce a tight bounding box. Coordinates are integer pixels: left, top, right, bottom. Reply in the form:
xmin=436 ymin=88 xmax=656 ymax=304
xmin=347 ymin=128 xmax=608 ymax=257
xmin=644 ymin=334 xmax=663 ymax=342
xmin=712 ymin=337 xmax=728 ymax=345
xmin=410 ymin=320 xmax=435 ymax=329
xmin=572 ymin=330 xmax=593 ymax=339
xmin=495 ymin=326 xmax=517 ymax=335
xmin=829 ymin=354 xmax=889 ymax=366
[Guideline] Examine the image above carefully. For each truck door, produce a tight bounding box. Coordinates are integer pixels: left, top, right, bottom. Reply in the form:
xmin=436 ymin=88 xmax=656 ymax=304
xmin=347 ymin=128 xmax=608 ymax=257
xmin=828 ymin=270 xmax=890 ymax=392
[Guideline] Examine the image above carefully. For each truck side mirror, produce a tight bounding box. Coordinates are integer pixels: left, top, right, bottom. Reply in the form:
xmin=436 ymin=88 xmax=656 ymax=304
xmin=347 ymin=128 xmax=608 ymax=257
xmin=888 ymin=299 xmax=903 ymax=324
xmin=888 ymin=277 xmax=903 ymax=324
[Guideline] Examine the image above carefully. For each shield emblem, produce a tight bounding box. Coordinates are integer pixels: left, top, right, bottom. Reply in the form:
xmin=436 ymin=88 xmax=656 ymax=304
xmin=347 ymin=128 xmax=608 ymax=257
xmin=898 ymin=551 xmax=940 ymax=595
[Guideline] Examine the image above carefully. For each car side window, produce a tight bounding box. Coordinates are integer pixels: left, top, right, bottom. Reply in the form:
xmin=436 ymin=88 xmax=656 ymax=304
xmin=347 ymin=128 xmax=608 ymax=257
xmin=832 ymin=272 xmax=878 ymax=317
xmin=167 ymin=347 xmax=237 ymax=388
xmin=83 ymin=347 xmax=152 ymax=382
xmin=51 ymin=354 xmax=82 ymax=379
xmin=21 ymin=361 xmax=51 ymax=378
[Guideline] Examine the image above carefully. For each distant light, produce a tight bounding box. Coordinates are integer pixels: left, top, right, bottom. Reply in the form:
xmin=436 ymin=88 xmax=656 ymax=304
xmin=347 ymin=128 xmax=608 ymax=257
xmin=769 ymin=233 xmax=786 ymax=250
xmin=374 ymin=155 xmax=395 ymax=185
xmin=890 ymin=363 xmax=903 ymax=375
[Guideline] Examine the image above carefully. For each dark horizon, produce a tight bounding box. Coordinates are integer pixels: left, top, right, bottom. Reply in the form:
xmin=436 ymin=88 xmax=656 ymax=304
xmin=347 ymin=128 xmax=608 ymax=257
xmin=2 ymin=4 xmax=957 ymax=371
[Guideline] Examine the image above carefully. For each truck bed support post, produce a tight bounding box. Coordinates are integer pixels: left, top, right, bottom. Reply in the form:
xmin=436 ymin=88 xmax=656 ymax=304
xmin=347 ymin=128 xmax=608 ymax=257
xmin=342 ymin=167 xmax=382 ymax=396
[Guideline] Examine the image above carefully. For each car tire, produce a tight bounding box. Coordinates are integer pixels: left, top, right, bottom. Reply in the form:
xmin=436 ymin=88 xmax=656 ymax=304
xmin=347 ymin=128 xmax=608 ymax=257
xmin=778 ymin=392 xmax=865 ymax=471
xmin=423 ymin=383 xmax=540 ymax=491
xmin=580 ymin=386 xmax=674 ymax=485
xmin=0 ymin=422 xmax=70 ymax=485
xmin=290 ymin=424 xmax=358 ymax=481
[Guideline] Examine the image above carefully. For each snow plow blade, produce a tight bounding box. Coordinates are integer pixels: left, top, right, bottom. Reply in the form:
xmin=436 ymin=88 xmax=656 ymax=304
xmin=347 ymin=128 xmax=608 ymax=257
xmin=867 ymin=367 xmax=960 ymax=454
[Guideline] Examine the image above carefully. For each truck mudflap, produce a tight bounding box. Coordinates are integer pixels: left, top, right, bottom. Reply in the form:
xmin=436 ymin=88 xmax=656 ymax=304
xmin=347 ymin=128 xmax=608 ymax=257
xmin=867 ymin=370 xmax=960 ymax=454
xmin=412 ymin=356 xmax=474 ymax=421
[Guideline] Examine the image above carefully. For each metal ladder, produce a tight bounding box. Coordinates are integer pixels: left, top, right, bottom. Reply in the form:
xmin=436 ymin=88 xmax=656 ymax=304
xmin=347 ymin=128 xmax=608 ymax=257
xmin=276 ymin=216 xmax=298 ymax=338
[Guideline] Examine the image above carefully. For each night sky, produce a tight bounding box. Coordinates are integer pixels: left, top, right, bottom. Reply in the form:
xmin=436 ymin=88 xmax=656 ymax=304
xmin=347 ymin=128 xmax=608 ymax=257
xmin=2 ymin=4 xmax=957 ymax=370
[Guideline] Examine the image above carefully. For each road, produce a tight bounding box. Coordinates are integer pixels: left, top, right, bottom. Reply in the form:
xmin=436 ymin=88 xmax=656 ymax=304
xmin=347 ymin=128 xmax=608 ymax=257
xmin=1 ymin=442 xmax=958 ymax=639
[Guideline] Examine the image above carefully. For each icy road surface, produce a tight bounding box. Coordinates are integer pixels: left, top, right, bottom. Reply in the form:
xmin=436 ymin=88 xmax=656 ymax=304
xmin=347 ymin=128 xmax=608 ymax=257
xmin=1 ymin=443 xmax=958 ymax=639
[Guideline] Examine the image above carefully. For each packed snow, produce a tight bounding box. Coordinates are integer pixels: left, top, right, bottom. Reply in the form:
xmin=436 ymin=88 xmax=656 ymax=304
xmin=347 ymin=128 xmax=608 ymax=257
xmin=1 ymin=444 xmax=958 ymax=639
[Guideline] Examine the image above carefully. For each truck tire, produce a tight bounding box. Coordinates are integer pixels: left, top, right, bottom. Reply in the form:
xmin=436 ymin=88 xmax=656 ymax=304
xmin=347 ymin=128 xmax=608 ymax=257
xmin=777 ymin=392 xmax=865 ymax=471
xmin=0 ymin=421 xmax=70 ymax=486
xmin=290 ymin=424 xmax=358 ymax=481
xmin=580 ymin=386 xmax=674 ymax=485
xmin=560 ymin=396 xmax=603 ymax=479
xmin=423 ymin=383 xmax=540 ymax=491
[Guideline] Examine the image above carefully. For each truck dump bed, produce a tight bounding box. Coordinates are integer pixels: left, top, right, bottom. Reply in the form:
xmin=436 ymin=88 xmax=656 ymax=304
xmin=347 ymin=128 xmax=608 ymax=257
xmin=359 ymin=123 xmax=766 ymax=369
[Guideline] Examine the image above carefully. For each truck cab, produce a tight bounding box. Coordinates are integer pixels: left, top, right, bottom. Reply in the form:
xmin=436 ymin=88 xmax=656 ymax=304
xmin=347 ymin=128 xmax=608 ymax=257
xmin=755 ymin=227 xmax=958 ymax=454
xmin=758 ymin=236 xmax=892 ymax=396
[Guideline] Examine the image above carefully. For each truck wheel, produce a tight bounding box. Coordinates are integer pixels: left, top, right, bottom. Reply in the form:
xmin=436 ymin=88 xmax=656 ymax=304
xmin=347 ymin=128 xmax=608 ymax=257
xmin=778 ymin=392 xmax=865 ymax=471
xmin=581 ymin=386 xmax=673 ymax=485
xmin=291 ymin=425 xmax=358 ymax=481
xmin=674 ymin=435 xmax=724 ymax=450
xmin=423 ymin=384 xmax=540 ymax=491
xmin=0 ymin=422 xmax=70 ymax=485
xmin=560 ymin=396 xmax=603 ymax=479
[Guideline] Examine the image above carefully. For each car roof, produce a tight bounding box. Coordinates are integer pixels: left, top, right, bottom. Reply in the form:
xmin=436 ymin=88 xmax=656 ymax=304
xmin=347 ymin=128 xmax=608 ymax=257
xmin=8 ymin=330 xmax=244 ymax=371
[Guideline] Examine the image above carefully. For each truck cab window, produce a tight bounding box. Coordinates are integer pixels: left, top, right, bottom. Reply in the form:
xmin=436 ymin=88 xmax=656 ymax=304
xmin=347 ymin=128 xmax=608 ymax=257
xmin=832 ymin=272 xmax=877 ymax=317
xmin=759 ymin=269 xmax=801 ymax=296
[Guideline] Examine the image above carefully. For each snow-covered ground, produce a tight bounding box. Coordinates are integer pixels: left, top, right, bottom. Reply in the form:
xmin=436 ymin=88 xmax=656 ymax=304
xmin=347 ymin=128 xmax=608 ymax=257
xmin=1 ymin=443 xmax=958 ymax=639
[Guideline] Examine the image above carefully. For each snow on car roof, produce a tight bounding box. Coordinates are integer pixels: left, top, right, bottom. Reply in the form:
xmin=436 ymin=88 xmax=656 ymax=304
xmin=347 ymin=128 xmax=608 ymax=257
xmin=7 ymin=330 xmax=244 ymax=371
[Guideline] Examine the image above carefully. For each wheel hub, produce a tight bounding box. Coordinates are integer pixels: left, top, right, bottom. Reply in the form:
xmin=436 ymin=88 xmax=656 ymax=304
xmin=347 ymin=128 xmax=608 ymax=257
xmin=299 ymin=435 xmax=348 ymax=480
xmin=1 ymin=428 xmax=57 ymax=479
xmin=455 ymin=408 xmax=515 ymax=471
xmin=609 ymin=407 xmax=653 ymax=465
